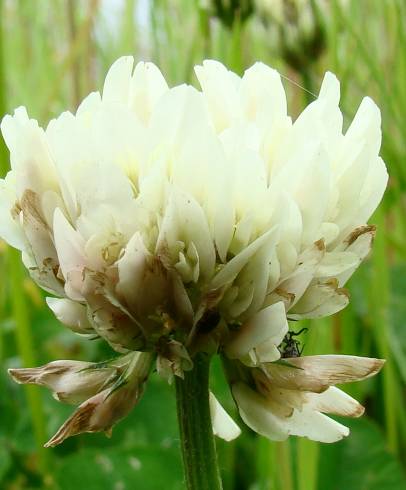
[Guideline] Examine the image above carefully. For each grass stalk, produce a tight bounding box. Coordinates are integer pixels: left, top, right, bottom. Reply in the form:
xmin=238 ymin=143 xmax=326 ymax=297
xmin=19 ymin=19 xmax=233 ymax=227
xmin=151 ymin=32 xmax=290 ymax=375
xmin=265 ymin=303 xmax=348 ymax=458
xmin=0 ymin=2 xmax=49 ymax=477
xmin=370 ymin=209 xmax=399 ymax=454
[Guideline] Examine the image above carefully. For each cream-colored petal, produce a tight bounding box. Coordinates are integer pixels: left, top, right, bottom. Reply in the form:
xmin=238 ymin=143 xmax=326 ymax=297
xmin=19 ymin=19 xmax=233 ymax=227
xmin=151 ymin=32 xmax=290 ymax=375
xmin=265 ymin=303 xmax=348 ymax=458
xmin=9 ymin=359 xmax=118 ymax=405
xmin=264 ymin=355 xmax=385 ymax=392
xmin=44 ymin=352 xmax=152 ymax=447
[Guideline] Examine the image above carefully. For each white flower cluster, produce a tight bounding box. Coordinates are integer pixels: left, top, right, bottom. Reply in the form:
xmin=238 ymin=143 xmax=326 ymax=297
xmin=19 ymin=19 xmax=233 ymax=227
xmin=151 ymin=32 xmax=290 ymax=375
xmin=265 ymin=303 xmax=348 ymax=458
xmin=2 ymin=58 xmax=386 ymax=445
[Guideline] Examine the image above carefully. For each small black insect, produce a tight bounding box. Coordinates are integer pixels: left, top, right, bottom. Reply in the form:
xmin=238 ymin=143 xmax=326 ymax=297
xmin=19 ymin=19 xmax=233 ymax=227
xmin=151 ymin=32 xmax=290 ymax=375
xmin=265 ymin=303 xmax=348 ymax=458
xmin=279 ymin=328 xmax=308 ymax=358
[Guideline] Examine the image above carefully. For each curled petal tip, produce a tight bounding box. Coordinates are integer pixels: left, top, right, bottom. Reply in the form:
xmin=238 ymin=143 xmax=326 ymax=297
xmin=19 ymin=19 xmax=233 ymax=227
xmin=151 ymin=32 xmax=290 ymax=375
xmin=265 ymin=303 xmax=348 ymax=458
xmin=353 ymin=404 xmax=365 ymax=418
xmin=369 ymin=358 xmax=386 ymax=376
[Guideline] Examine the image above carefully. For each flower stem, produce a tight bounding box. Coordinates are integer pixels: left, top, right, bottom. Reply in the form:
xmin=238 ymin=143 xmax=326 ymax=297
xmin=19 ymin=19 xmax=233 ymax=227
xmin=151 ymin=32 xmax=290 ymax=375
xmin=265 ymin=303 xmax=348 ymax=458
xmin=175 ymin=353 xmax=223 ymax=490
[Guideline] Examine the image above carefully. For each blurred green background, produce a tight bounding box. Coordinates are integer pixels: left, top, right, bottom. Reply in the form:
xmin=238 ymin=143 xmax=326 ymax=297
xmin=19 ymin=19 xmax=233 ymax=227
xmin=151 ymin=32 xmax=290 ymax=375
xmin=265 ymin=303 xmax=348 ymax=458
xmin=0 ymin=1 xmax=405 ymax=489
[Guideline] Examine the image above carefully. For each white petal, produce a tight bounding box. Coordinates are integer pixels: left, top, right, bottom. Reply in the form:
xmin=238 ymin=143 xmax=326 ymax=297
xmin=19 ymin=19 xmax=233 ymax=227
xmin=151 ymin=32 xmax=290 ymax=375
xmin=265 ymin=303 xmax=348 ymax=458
xmin=76 ymin=91 xmax=102 ymax=116
xmin=156 ymin=188 xmax=216 ymax=281
xmin=267 ymin=240 xmax=325 ymax=310
xmin=195 ymin=60 xmax=241 ymax=132
xmin=46 ymin=297 xmax=93 ymax=334
xmin=253 ymin=342 xmax=281 ymax=364
xmin=315 ymin=251 xmax=359 ymax=277
xmin=240 ymin=62 xmax=287 ymax=126
xmin=0 ymin=173 xmax=26 ymax=250
xmin=358 ymin=156 xmax=388 ymax=223
xmin=130 ymin=61 xmax=168 ymax=123
xmin=233 ymin=230 xmax=280 ymax=318
xmin=233 ymin=383 xmax=349 ymax=444
xmin=289 ymin=279 xmax=349 ymax=319
xmin=232 ymin=382 xmax=288 ymax=441
xmin=116 ymin=232 xmax=182 ymax=326
xmin=210 ymin=226 xmax=279 ymax=291
xmin=225 ymin=301 xmax=288 ymax=360
xmin=305 ymin=386 xmax=364 ymax=418
xmin=1 ymin=108 xmax=58 ymax=198
xmin=102 ymin=56 xmax=134 ymax=104
xmin=283 ymin=407 xmax=349 ymax=443
xmin=345 ymin=97 xmax=381 ymax=158
xmin=116 ymin=231 xmax=150 ymax=308
xmin=209 ymin=392 xmax=241 ymax=441
xmin=319 ymin=72 xmax=340 ymax=107
xmin=53 ymin=208 xmax=86 ymax=299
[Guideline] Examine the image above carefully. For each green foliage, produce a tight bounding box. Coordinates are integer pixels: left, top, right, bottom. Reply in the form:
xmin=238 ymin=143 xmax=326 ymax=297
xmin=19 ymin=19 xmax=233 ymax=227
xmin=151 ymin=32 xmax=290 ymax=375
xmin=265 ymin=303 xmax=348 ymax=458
xmin=55 ymin=447 xmax=184 ymax=490
xmin=318 ymin=418 xmax=406 ymax=490
xmin=0 ymin=0 xmax=405 ymax=489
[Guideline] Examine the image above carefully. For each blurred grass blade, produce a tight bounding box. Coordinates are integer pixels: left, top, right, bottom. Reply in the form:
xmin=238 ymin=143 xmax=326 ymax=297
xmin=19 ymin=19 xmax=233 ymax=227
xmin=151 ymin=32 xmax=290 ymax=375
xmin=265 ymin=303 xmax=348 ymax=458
xmin=0 ymin=1 xmax=49 ymax=477
xmin=370 ymin=209 xmax=399 ymax=454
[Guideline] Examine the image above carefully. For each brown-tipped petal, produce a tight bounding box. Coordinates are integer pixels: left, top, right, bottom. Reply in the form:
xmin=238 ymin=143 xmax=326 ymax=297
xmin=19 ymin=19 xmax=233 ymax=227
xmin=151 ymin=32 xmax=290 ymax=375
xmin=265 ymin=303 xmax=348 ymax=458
xmin=45 ymin=390 xmax=108 ymax=447
xmin=264 ymin=355 xmax=385 ymax=393
xmin=8 ymin=367 xmax=43 ymax=385
xmin=254 ymin=372 xmax=365 ymax=418
xmin=44 ymin=351 xmax=152 ymax=447
xmin=44 ymin=382 xmax=142 ymax=447
xmin=233 ymin=382 xmax=351 ymax=444
xmin=8 ymin=360 xmax=91 ymax=385
xmin=336 ymin=226 xmax=376 ymax=286
xmin=266 ymin=240 xmax=326 ymax=311
xmin=9 ymin=359 xmax=122 ymax=405
xmin=288 ymin=279 xmax=349 ymax=320
xmin=305 ymin=386 xmax=365 ymax=418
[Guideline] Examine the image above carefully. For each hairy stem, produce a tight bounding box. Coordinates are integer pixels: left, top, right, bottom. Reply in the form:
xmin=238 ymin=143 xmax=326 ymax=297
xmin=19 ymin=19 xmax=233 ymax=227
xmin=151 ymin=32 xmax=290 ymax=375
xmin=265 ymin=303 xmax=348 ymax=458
xmin=175 ymin=353 xmax=222 ymax=490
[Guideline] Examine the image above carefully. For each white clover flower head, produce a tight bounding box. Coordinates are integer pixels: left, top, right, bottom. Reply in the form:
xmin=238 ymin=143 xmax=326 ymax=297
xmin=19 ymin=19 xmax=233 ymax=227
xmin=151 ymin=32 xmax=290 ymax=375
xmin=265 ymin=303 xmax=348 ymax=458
xmin=1 ymin=57 xmax=387 ymax=445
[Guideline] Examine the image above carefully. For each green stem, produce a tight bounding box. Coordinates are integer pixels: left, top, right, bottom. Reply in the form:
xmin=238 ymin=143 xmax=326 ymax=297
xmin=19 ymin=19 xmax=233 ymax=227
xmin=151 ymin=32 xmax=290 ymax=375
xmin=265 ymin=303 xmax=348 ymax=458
xmin=175 ymin=353 xmax=223 ymax=490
